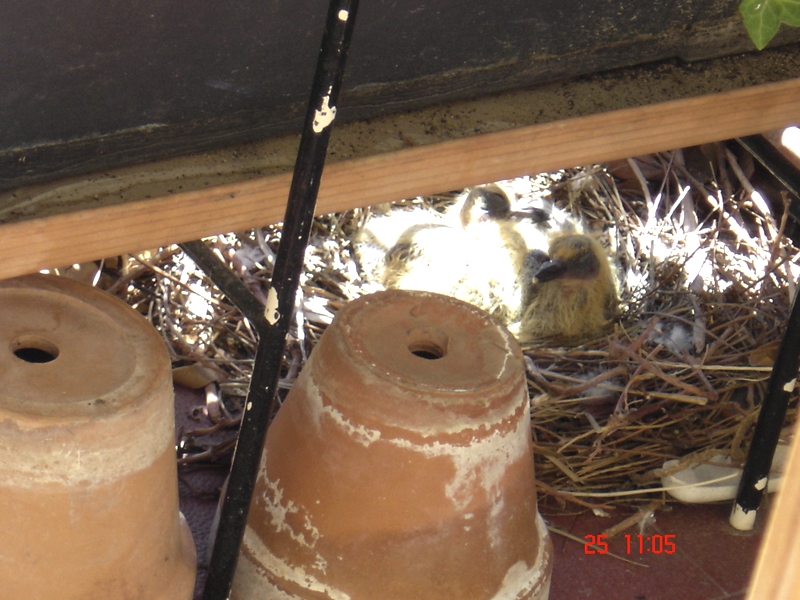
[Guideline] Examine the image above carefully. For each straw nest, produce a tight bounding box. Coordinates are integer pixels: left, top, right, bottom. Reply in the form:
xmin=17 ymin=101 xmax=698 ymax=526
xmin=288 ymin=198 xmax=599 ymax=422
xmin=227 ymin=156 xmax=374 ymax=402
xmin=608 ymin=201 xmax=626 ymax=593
xmin=90 ymin=141 xmax=798 ymax=509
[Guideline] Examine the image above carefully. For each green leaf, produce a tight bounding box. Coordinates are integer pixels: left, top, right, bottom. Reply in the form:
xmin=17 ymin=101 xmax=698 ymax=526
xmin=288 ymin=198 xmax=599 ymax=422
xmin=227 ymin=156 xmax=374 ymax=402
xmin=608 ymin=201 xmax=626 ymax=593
xmin=739 ymin=0 xmax=800 ymax=48
xmin=739 ymin=0 xmax=783 ymax=49
xmin=779 ymin=0 xmax=800 ymax=26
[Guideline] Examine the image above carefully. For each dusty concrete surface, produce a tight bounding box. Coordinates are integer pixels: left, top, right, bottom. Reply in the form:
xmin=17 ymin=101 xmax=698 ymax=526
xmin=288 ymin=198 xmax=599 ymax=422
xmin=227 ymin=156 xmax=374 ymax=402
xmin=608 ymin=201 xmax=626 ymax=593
xmin=1 ymin=44 xmax=798 ymax=225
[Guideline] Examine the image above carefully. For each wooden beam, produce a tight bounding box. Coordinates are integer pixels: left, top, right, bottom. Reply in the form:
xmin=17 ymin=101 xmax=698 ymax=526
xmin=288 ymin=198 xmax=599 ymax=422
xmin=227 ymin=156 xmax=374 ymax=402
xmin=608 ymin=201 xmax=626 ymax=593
xmin=1 ymin=77 xmax=799 ymax=281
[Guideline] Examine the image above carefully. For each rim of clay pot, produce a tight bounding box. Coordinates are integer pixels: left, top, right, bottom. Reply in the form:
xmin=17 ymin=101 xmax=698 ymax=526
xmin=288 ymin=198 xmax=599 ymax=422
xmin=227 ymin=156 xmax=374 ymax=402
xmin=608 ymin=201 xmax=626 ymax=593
xmin=338 ymin=289 xmax=522 ymax=393
xmin=304 ymin=289 xmax=529 ymax=440
xmin=0 ymin=275 xmax=168 ymax=418
xmin=0 ymin=274 xmax=175 ymax=487
xmin=234 ymin=289 xmax=552 ymax=600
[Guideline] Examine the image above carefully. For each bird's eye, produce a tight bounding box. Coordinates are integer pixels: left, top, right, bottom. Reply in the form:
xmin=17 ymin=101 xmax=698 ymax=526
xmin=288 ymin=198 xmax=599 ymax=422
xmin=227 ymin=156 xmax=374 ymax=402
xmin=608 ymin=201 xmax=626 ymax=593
xmin=524 ymin=249 xmax=550 ymax=272
xmin=528 ymin=208 xmax=550 ymax=224
xmin=572 ymin=248 xmax=601 ymax=277
xmin=481 ymin=190 xmax=511 ymax=219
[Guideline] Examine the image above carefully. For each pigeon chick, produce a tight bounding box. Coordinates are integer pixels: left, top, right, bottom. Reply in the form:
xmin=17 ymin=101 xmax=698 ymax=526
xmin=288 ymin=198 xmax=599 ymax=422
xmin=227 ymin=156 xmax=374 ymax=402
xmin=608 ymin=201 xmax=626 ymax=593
xmin=519 ymin=232 xmax=618 ymax=345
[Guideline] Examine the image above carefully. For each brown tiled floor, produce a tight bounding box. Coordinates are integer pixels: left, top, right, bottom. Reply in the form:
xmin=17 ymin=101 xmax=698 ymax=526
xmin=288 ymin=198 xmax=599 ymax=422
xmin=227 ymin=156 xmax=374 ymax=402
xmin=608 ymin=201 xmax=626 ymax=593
xmin=543 ymin=500 xmax=768 ymax=600
xmin=176 ymin=385 xmax=769 ymax=600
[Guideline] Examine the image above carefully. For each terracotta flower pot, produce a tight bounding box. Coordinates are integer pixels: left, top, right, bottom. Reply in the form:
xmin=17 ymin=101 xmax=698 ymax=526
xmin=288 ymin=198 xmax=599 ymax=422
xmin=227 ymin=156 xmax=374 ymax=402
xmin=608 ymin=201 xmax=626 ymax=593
xmin=233 ymin=289 xmax=552 ymax=599
xmin=0 ymin=274 xmax=196 ymax=599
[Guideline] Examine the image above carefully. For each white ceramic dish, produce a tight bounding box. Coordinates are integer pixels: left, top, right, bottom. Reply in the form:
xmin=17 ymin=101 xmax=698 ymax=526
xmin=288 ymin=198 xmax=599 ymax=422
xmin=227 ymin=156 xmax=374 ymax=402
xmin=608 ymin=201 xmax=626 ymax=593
xmin=660 ymin=444 xmax=789 ymax=503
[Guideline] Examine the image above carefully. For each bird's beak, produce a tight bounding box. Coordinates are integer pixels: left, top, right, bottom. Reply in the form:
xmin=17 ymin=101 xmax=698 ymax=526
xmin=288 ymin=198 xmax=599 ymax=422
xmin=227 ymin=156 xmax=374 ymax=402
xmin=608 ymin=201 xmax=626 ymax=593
xmin=533 ymin=259 xmax=567 ymax=283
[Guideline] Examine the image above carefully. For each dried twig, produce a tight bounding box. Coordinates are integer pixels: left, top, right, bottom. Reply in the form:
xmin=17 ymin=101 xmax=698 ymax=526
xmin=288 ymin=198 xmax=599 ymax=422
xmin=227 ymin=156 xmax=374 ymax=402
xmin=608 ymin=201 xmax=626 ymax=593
xmin=100 ymin=161 xmax=797 ymax=508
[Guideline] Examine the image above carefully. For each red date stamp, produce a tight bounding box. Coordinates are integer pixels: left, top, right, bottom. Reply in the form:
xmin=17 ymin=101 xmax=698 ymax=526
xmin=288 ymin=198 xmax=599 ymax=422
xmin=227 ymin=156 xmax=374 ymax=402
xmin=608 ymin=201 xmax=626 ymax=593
xmin=584 ymin=533 xmax=676 ymax=555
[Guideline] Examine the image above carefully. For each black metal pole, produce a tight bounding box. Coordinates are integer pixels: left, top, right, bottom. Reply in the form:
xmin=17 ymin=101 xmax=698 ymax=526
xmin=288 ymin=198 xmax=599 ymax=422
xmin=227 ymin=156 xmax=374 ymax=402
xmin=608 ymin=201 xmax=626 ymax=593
xmin=737 ymin=134 xmax=800 ymax=240
xmin=201 ymin=2 xmax=359 ymax=598
xmin=731 ymin=281 xmax=800 ymax=530
xmin=729 ymin=133 xmax=800 ymax=530
xmin=179 ymin=239 xmax=268 ymax=331
xmin=737 ymin=134 xmax=800 ymax=202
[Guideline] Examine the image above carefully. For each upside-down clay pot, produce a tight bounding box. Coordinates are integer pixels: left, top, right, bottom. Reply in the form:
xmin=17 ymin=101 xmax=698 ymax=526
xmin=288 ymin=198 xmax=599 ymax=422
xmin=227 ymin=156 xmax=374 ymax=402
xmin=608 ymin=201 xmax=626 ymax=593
xmin=233 ymin=289 xmax=552 ymax=600
xmin=0 ymin=274 xmax=196 ymax=599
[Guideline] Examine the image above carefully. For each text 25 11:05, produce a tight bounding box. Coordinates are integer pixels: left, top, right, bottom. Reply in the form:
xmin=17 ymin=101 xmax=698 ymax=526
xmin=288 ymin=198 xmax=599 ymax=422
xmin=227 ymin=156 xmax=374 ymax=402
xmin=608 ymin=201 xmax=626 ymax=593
xmin=584 ymin=534 xmax=676 ymax=555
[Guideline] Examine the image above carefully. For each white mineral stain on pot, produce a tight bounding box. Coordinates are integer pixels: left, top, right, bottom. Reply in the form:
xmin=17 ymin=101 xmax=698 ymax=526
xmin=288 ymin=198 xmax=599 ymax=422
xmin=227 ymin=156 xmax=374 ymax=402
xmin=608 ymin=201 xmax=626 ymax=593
xmin=490 ymin=517 xmax=551 ymax=600
xmin=302 ymin=375 xmax=382 ymax=446
xmin=253 ymin=448 xmax=324 ymax=559
xmin=306 ymin=365 xmax=529 ymax=514
xmin=236 ymin=290 xmax=552 ymax=599
xmin=0 ymin=274 xmax=196 ymax=599
xmin=241 ymin=527 xmax=350 ymax=600
xmin=0 ymin=283 xmax=176 ymax=488
xmin=323 ymin=362 xmax=525 ymax=435
xmin=304 ymin=355 xmax=529 ymax=511
xmin=388 ymin=408 xmax=531 ymax=512
xmin=2 ymin=400 xmax=174 ymax=488
xmin=487 ymin=493 xmax=506 ymax=548
xmin=260 ymin=477 xmax=322 ymax=550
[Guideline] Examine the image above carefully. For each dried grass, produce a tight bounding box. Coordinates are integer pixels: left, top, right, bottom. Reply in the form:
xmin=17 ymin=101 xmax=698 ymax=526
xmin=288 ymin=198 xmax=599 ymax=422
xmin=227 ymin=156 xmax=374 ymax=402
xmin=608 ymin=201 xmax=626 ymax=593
xmin=98 ymin=141 xmax=799 ymax=508
xmin=526 ymin=144 xmax=800 ymax=508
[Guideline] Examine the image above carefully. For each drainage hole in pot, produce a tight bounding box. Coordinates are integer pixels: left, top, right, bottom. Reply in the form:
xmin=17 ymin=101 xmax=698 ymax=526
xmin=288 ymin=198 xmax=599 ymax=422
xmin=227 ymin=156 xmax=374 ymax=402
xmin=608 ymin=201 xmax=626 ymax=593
xmin=11 ymin=336 xmax=60 ymax=363
xmin=409 ymin=341 xmax=445 ymax=360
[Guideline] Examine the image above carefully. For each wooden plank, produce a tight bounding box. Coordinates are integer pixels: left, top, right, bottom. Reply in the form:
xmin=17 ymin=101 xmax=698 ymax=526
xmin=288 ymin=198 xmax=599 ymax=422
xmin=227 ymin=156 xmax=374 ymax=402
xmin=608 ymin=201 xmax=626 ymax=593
xmin=0 ymin=77 xmax=799 ymax=281
xmin=746 ymin=423 xmax=800 ymax=600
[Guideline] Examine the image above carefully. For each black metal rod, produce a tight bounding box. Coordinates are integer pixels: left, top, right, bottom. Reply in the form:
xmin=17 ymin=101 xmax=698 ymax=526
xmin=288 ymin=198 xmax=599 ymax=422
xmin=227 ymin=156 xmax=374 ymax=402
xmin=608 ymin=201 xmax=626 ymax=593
xmin=729 ymin=133 xmax=800 ymax=529
xmin=201 ymin=2 xmax=359 ymax=598
xmin=178 ymin=239 xmax=268 ymax=332
xmin=732 ymin=281 xmax=800 ymax=527
xmin=737 ymin=134 xmax=800 ymax=202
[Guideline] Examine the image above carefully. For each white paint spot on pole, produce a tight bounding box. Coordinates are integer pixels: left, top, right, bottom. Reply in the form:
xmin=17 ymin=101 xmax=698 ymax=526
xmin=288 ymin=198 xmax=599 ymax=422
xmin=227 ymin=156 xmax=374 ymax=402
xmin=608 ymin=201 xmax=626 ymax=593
xmin=338 ymin=9 xmax=348 ymax=21
xmin=265 ymin=287 xmax=280 ymax=324
xmin=784 ymin=378 xmax=797 ymax=393
xmin=729 ymin=502 xmax=757 ymax=531
xmin=755 ymin=476 xmax=768 ymax=491
xmin=312 ymin=87 xmax=337 ymax=133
